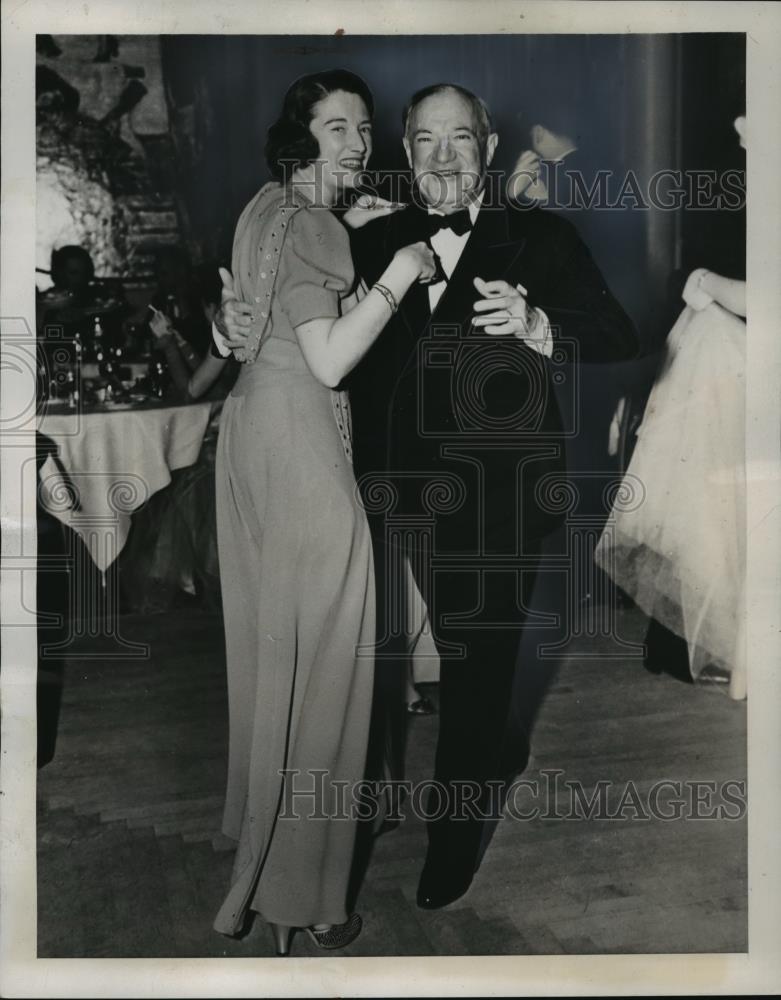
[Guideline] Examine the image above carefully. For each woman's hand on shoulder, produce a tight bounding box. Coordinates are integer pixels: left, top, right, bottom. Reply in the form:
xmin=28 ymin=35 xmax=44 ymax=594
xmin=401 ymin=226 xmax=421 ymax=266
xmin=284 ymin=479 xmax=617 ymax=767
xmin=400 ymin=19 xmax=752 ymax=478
xmin=682 ymin=268 xmax=746 ymax=319
xmin=343 ymin=194 xmax=407 ymax=230
xmin=682 ymin=268 xmax=715 ymax=311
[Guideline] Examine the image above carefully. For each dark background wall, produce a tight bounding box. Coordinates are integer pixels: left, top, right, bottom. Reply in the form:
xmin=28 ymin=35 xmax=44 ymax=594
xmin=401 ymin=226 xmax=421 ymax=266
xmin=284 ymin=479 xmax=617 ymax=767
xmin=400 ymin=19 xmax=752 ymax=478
xmin=160 ymin=32 xmax=745 ymax=350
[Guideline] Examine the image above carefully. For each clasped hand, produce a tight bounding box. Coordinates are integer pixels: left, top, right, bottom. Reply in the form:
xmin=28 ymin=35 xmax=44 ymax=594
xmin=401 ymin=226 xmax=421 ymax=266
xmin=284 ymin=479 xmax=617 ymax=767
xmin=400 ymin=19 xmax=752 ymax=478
xmin=471 ymin=277 xmax=541 ymax=339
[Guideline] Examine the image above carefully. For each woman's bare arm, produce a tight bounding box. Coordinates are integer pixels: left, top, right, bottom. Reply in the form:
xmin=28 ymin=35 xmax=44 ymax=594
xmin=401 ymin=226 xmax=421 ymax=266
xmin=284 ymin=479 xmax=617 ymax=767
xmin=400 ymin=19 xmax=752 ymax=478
xmin=294 ymin=244 xmax=434 ymax=389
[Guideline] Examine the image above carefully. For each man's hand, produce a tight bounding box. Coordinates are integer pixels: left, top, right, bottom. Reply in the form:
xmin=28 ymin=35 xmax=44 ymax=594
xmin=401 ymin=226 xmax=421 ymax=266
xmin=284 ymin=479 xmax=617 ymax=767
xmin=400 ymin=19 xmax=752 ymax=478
xmin=343 ymin=194 xmax=407 ymax=230
xmin=214 ymin=267 xmax=253 ymax=351
xmin=472 ymin=277 xmax=543 ymax=339
xmin=507 ymin=149 xmax=542 ymax=201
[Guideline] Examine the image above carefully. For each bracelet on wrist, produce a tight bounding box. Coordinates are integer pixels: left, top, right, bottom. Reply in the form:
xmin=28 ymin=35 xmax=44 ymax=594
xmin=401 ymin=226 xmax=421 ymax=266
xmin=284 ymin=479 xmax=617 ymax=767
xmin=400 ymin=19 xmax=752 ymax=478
xmin=372 ymin=282 xmax=398 ymax=315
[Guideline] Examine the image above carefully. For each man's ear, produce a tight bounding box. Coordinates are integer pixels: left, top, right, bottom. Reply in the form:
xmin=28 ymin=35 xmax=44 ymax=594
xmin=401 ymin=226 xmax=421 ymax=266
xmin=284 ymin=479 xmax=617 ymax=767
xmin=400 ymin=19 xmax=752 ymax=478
xmin=485 ymin=132 xmax=499 ymax=167
xmin=530 ymin=124 xmax=547 ymax=148
xmin=402 ymin=137 xmax=413 ymax=169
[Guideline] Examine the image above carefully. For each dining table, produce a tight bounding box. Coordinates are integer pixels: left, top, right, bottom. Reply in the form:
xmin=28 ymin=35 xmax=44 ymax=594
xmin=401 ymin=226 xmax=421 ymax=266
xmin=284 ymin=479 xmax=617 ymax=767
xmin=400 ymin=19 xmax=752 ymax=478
xmin=37 ymin=397 xmax=214 ymax=574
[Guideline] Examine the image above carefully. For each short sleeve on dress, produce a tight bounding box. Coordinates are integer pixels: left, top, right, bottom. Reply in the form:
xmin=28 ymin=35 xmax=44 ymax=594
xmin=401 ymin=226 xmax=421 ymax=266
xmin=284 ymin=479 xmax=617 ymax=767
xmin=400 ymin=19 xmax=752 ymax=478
xmin=276 ymin=207 xmax=355 ymax=329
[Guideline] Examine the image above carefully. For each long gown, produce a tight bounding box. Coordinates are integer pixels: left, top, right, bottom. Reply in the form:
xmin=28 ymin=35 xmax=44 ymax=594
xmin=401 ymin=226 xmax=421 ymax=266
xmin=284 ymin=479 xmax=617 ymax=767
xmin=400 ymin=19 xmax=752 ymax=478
xmin=594 ymin=300 xmax=746 ymax=699
xmin=213 ymin=183 xmax=375 ymax=934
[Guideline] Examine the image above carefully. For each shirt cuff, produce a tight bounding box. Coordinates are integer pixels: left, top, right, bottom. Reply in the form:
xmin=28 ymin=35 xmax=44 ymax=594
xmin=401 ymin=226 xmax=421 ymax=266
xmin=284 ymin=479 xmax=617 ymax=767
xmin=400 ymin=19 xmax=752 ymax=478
xmin=516 ymin=305 xmax=554 ymax=358
xmin=211 ymin=320 xmax=231 ymax=358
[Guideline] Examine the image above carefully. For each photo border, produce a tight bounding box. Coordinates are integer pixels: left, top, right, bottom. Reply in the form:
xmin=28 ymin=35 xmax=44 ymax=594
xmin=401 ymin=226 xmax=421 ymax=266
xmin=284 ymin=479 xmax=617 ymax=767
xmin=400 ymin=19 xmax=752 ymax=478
xmin=2 ymin=1 xmax=779 ymax=995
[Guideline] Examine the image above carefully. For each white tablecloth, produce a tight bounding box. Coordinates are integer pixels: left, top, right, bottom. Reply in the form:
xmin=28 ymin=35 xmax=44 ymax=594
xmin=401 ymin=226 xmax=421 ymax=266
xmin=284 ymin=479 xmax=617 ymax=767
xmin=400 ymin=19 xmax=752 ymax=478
xmin=38 ymin=403 xmax=213 ymax=572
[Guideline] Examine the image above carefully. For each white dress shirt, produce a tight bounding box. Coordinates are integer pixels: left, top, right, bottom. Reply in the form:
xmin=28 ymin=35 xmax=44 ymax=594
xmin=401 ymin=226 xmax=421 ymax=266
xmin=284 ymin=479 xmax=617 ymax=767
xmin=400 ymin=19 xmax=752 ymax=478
xmin=426 ymin=194 xmax=553 ymax=357
xmin=426 ymin=198 xmax=482 ymax=312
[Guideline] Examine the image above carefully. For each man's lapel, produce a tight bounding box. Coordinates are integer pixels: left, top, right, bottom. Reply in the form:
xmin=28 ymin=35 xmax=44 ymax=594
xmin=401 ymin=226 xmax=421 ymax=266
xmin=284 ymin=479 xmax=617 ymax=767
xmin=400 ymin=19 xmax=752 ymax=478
xmin=431 ymin=202 xmax=527 ymax=331
xmin=389 ymin=200 xmax=530 ymax=385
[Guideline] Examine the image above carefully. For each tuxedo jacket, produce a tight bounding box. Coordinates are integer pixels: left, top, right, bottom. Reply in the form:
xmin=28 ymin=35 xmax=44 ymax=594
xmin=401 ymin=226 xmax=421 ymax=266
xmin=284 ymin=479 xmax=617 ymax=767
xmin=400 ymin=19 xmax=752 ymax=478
xmin=346 ymin=199 xmax=639 ymax=551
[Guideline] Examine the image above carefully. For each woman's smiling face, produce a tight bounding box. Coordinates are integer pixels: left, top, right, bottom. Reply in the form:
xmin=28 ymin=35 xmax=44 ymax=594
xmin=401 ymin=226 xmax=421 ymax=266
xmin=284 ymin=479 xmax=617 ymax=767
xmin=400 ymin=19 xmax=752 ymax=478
xmin=307 ymin=90 xmax=373 ymax=199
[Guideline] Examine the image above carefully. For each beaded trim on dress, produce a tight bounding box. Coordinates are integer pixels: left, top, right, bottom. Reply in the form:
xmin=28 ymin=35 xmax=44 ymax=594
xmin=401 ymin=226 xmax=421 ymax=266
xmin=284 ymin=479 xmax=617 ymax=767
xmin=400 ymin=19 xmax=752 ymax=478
xmin=230 ymin=181 xmax=355 ymax=464
xmin=231 ymin=182 xmax=307 ymax=365
xmin=331 ymin=389 xmax=353 ymax=464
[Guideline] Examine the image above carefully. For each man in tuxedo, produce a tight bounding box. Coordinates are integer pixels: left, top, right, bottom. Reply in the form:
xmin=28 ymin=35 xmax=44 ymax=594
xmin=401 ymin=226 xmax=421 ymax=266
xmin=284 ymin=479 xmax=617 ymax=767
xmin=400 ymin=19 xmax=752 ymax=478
xmin=216 ymin=82 xmax=638 ymax=911
xmin=343 ymin=82 xmax=637 ymax=909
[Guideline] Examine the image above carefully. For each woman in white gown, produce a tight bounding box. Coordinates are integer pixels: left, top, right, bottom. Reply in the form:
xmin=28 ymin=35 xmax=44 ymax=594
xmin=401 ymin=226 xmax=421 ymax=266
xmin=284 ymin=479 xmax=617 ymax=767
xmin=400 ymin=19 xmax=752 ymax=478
xmin=595 ymin=117 xmax=747 ymax=701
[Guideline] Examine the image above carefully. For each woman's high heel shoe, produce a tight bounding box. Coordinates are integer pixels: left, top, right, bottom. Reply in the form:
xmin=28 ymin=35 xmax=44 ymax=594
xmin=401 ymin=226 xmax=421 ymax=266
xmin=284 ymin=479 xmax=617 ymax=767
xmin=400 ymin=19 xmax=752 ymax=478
xmin=306 ymin=913 xmax=362 ymax=950
xmin=269 ymin=914 xmax=362 ymax=955
xmin=269 ymin=923 xmax=292 ymax=956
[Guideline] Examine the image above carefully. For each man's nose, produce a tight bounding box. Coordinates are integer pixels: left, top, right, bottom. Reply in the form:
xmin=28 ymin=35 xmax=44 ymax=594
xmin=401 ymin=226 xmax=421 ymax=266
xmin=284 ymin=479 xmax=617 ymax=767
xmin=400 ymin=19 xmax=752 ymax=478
xmin=432 ymin=138 xmax=455 ymax=163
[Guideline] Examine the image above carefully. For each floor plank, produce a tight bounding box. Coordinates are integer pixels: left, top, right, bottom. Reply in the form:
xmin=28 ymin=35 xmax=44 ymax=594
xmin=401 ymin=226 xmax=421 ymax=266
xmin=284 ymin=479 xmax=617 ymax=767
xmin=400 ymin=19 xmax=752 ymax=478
xmin=37 ymin=605 xmax=747 ymax=957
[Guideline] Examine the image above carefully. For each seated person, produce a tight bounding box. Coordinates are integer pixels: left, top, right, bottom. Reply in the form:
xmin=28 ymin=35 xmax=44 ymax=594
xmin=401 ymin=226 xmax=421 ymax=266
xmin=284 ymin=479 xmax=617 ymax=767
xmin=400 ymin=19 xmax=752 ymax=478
xmin=38 ymin=245 xmax=128 ymax=361
xmin=38 ymin=245 xmax=96 ymax=310
xmin=148 ymin=246 xmax=212 ymax=359
xmin=147 ymin=261 xmax=235 ymax=402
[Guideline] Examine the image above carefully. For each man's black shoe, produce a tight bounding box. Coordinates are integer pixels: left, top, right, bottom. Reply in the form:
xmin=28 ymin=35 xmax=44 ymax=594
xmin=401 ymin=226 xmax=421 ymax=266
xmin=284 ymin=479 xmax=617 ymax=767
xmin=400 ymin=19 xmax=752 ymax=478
xmin=416 ymin=856 xmax=475 ymax=910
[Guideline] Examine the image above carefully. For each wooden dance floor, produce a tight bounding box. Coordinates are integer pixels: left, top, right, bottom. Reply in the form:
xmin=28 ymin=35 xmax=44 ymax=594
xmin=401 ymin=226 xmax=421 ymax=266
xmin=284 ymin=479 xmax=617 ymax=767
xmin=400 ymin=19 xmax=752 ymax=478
xmin=37 ymin=604 xmax=747 ymax=957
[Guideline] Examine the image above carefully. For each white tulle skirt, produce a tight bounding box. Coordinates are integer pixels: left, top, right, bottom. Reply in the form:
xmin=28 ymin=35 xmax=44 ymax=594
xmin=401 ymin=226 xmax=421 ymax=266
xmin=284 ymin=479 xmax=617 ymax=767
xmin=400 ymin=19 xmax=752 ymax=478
xmin=595 ymin=302 xmax=746 ymax=699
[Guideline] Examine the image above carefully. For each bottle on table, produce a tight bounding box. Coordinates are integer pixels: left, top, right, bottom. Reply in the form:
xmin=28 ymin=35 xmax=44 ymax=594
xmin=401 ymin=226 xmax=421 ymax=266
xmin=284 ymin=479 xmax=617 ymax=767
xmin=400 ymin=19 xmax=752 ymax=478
xmin=37 ymin=361 xmax=49 ymax=407
xmin=71 ymin=331 xmax=83 ymax=396
xmin=154 ymin=359 xmax=166 ymax=398
xmin=165 ymin=294 xmax=180 ymax=322
xmin=65 ymin=370 xmax=78 ymax=409
xmin=111 ymin=344 xmax=128 ymax=382
xmin=149 ymin=358 xmax=170 ymax=399
xmin=98 ymin=347 xmax=124 ymax=398
xmin=92 ymin=315 xmax=104 ymax=360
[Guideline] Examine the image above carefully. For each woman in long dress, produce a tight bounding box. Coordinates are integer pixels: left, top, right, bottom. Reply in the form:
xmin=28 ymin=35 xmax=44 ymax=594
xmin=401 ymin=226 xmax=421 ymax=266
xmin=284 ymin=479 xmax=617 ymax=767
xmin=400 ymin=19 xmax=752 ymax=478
xmin=595 ymin=117 xmax=747 ymax=701
xmin=212 ymin=70 xmax=435 ymax=954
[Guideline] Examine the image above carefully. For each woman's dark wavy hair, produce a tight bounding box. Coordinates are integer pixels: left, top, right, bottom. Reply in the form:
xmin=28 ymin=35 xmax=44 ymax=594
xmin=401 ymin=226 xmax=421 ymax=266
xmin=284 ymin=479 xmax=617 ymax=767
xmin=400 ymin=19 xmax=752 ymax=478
xmin=265 ymin=69 xmax=374 ymax=181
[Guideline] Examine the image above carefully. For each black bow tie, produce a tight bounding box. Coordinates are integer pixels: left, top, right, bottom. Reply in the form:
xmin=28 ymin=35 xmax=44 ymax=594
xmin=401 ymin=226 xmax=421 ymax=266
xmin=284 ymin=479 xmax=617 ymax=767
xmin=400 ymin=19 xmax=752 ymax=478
xmin=427 ymin=209 xmax=473 ymax=237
